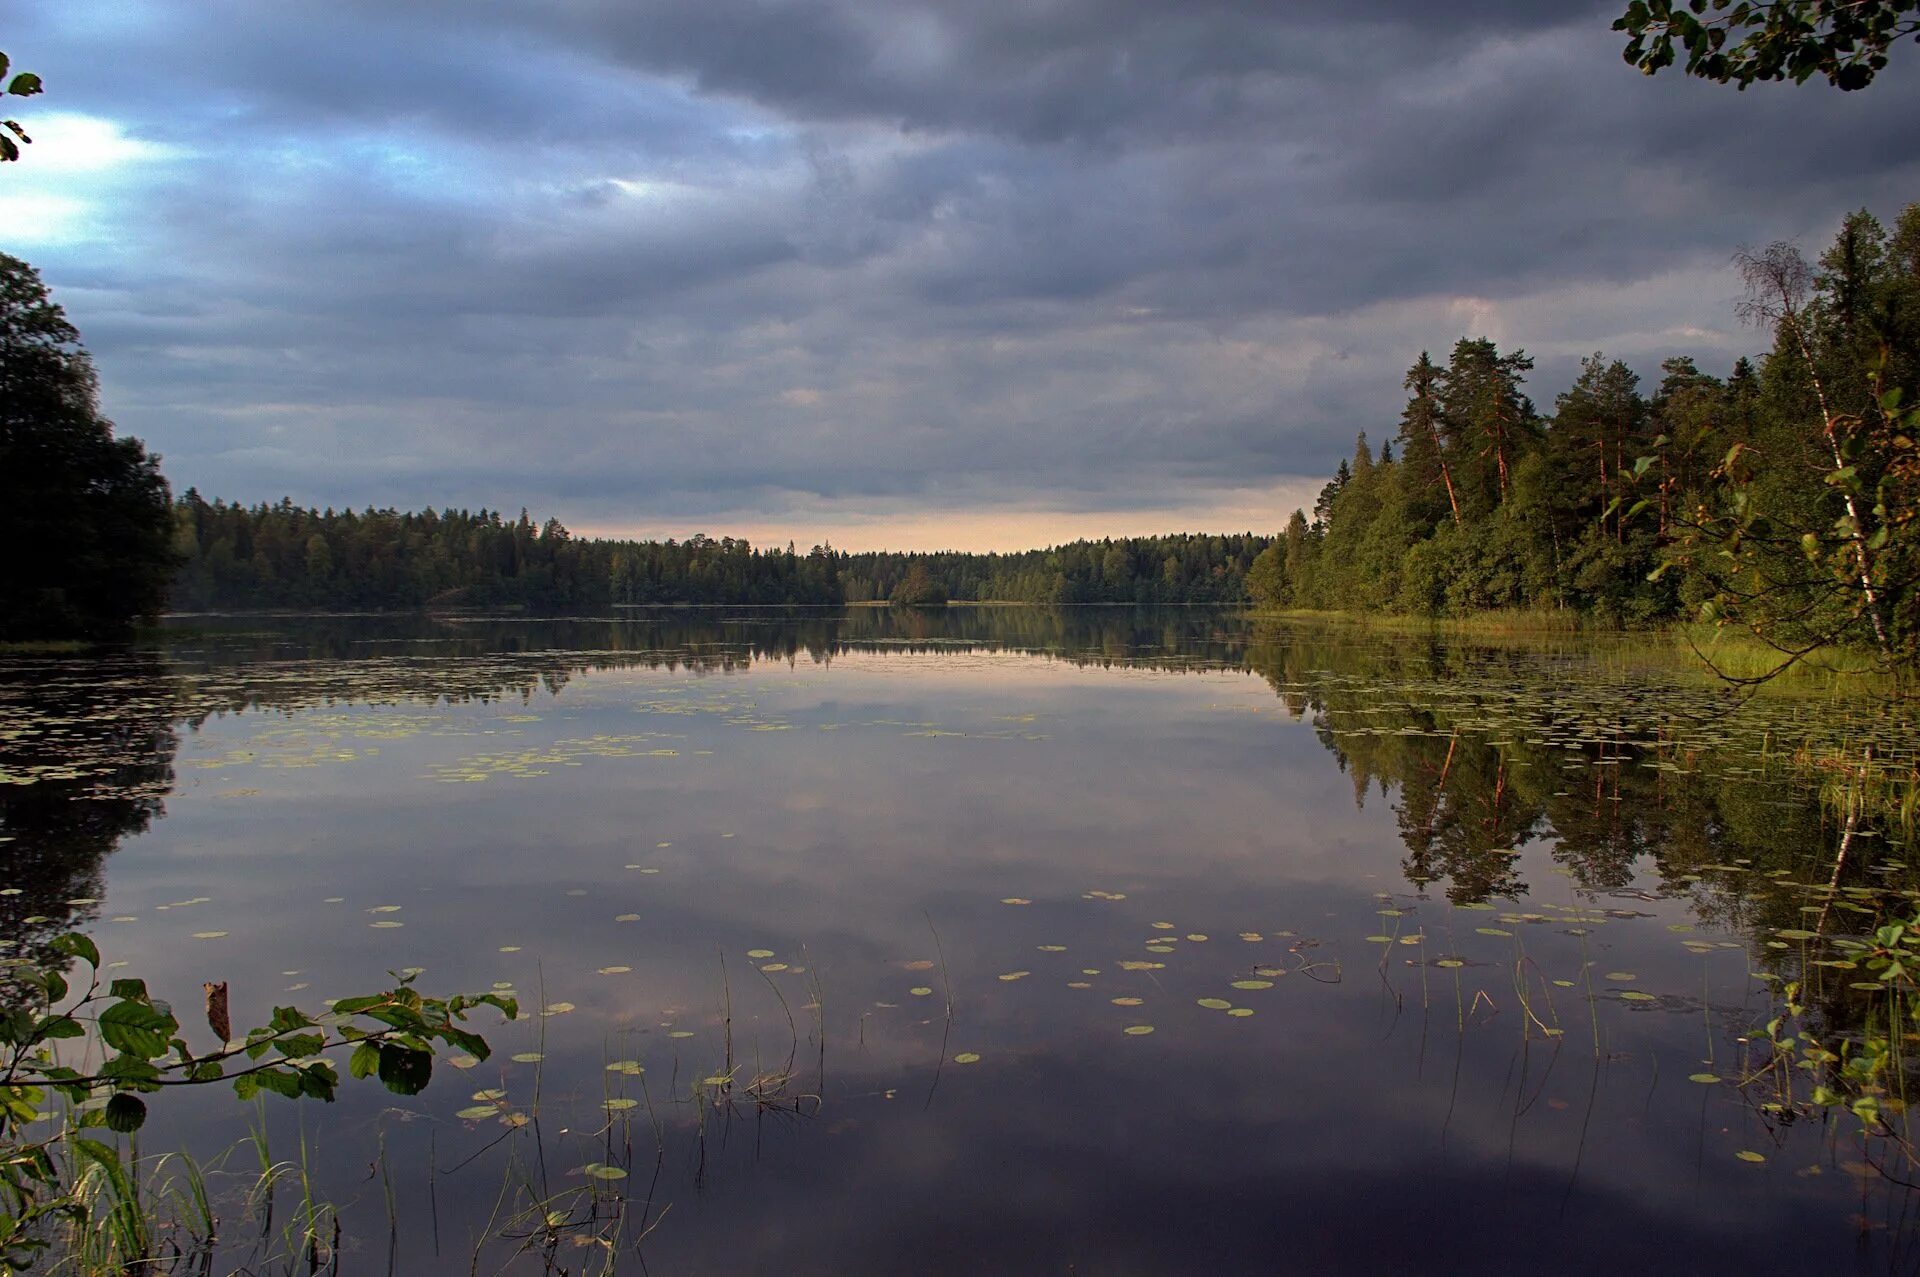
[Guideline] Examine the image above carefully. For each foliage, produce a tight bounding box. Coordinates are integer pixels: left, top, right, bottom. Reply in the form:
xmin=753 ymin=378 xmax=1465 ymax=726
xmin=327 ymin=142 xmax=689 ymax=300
xmin=1653 ymin=216 xmax=1920 ymax=676
xmin=1263 ymin=201 xmax=1920 ymax=680
xmin=0 ymin=52 xmax=43 ymax=162
xmin=888 ymin=561 xmax=948 ymax=607
xmin=0 ymin=934 xmax=515 ymax=1269
xmin=0 ymin=256 xmax=175 ymax=642
xmin=1750 ymin=914 xmax=1920 ymax=1158
xmin=1615 ymin=0 xmax=1920 ymax=90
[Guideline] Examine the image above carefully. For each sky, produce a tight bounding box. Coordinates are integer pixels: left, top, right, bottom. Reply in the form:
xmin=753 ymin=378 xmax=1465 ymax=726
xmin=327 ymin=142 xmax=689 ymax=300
xmin=5 ymin=2 xmax=1919 ymax=552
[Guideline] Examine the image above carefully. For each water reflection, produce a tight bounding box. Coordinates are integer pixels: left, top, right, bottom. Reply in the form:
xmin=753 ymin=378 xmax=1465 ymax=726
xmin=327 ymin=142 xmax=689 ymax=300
xmin=0 ymin=609 xmax=1915 ymax=1274
xmin=0 ymin=653 xmax=177 ymax=975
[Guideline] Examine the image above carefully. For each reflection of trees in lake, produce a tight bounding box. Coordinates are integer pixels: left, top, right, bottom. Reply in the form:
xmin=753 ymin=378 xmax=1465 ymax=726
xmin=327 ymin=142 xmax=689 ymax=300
xmin=1233 ymin=619 xmax=1900 ymax=916
xmin=6 ymin=611 xmax=1907 ymax=979
xmin=0 ymin=654 xmax=177 ymax=977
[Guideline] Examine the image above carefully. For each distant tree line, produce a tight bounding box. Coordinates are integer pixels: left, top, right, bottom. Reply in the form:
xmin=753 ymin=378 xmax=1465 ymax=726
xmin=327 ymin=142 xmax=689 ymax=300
xmin=171 ymin=499 xmax=846 ymax=610
xmin=1248 ymin=201 xmax=1920 ymax=670
xmin=170 ymin=496 xmax=1271 ymax=610
xmin=839 ymin=533 xmax=1270 ymax=605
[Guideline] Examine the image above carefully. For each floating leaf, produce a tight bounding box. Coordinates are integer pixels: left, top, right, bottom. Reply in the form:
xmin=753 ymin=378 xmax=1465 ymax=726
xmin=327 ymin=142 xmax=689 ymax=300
xmin=1230 ymin=980 xmax=1274 ymax=990
xmin=1123 ymin=1025 xmax=1155 ymax=1036
xmin=1197 ymin=998 xmax=1232 ymax=1010
xmin=747 ymin=949 xmax=775 ymax=959
xmin=1110 ymin=996 xmax=1144 ymax=1006
xmin=952 ymin=1052 xmax=980 ymax=1065
xmin=1735 ymin=1150 xmax=1766 ymax=1163
xmin=457 ymin=1106 xmax=499 ymax=1120
xmin=1689 ymin=1073 xmax=1721 ymax=1084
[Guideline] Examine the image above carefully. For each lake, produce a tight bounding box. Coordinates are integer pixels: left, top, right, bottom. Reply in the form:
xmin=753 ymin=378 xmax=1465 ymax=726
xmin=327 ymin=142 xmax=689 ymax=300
xmin=4 ymin=607 xmax=1918 ymax=1274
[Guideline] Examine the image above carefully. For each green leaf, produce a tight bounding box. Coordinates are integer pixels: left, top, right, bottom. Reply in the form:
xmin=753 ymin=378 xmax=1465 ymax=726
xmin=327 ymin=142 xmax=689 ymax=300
xmin=32 ymin=1015 xmax=84 ymax=1041
xmin=268 ymin=1006 xmax=315 ymax=1034
xmin=376 ymin=1043 xmax=432 ymax=1096
xmin=103 ymin=1094 xmax=146 ymax=1134
xmin=6 ymin=73 xmax=42 ymax=97
xmin=99 ymin=1056 xmax=162 ymax=1087
xmin=348 ymin=1041 xmax=379 ymax=1080
xmin=107 ymin=979 xmax=148 ymax=1001
xmin=97 ymin=1001 xmax=177 ymax=1058
xmin=51 ymin=934 xmax=99 ymax=968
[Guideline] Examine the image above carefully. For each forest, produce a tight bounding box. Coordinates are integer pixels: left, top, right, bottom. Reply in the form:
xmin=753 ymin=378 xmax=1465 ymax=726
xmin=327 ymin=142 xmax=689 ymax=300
xmin=168 ymin=495 xmax=1272 ymax=611
xmin=1249 ymin=202 xmax=1920 ymax=668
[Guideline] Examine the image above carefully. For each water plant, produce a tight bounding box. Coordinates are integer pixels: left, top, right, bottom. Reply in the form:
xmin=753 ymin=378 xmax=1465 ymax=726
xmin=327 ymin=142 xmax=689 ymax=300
xmin=0 ymin=932 xmax=515 ymax=1270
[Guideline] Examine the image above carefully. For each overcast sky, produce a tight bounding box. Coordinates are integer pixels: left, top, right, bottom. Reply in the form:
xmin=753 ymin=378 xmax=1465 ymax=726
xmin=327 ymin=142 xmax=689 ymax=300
xmin=6 ymin=2 xmax=1918 ymax=550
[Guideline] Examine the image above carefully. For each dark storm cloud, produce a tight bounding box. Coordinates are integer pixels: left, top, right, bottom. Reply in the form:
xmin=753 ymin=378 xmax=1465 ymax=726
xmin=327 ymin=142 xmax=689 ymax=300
xmin=8 ymin=1 xmax=1920 ymax=540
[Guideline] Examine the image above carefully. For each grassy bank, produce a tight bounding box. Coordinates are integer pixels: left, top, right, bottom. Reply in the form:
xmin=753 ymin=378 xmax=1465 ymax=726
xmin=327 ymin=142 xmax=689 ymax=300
xmin=1247 ymin=607 xmax=1896 ymax=690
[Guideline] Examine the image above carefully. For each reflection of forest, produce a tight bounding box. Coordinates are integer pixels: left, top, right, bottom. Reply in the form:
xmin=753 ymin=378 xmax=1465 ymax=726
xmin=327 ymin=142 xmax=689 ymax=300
xmin=3 ymin=610 xmax=1911 ymax=992
xmin=1232 ymin=620 xmax=1910 ymax=941
xmin=0 ymin=653 xmax=177 ymax=976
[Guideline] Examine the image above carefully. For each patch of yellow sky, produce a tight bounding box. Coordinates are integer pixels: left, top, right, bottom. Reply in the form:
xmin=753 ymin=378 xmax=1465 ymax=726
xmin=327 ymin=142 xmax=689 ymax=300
xmin=573 ymin=478 xmax=1328 ymax=553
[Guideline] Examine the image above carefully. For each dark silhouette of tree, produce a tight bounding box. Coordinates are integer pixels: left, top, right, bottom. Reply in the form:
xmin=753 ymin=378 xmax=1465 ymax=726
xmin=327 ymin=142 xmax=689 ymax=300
xmin=0 ymin=255 xmax=175 ymax=640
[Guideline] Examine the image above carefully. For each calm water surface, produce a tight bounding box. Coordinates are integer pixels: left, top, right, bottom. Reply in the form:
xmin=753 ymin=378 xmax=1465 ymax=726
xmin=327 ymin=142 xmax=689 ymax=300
xmin=3 ymin=607 xmax=1918 ymax=1274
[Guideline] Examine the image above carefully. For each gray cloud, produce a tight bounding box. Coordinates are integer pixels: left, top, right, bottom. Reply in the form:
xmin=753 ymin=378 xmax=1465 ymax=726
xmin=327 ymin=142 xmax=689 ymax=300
xmin=8 ymin=1 xmax=1920 ymax=542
